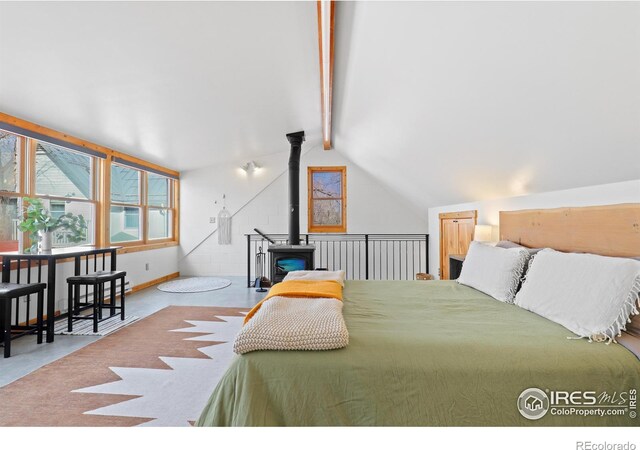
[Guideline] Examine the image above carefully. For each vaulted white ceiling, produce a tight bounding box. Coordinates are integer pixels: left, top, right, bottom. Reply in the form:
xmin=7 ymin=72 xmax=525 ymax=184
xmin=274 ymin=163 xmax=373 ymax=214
xmin=1 ymin=1 xmax=639 ymax=210
xmin=333 ymin=1 xmax=640 ymax=209
xmin=0 ymin=1 xmax=323 ymax=168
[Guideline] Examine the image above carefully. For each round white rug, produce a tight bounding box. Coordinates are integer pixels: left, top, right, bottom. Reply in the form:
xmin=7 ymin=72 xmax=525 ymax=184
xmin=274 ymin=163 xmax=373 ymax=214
xmin=157 ymin=277 xmax=232 ymax=293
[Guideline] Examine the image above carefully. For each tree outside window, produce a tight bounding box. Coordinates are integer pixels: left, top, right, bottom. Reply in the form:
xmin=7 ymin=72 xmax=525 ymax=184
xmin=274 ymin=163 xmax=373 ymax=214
xmin=308 ymin=166 xmax=347 ymax=233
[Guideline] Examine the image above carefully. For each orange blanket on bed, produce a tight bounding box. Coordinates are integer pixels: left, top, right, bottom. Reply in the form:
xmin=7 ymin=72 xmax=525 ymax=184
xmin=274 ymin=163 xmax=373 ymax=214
xmin=243 ymin=280 xmax=343 ymax=325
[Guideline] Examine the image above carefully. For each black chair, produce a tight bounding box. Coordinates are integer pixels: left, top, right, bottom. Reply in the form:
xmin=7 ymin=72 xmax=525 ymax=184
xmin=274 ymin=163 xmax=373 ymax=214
xmin=67 ymin=271 xmax=127 ymax=333
xmin=0 ymin=282 xmax=46 ymax=358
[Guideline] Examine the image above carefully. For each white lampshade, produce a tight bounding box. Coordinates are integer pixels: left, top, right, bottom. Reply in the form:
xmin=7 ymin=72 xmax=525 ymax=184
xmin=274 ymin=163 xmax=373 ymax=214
xmin=473 ymin=225 xmax=493 ymax=242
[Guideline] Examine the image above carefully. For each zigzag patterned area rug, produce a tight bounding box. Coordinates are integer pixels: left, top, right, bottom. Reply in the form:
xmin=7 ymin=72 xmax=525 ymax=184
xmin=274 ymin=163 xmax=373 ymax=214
xmin=0 ymin=305 xmax=247 ymax=426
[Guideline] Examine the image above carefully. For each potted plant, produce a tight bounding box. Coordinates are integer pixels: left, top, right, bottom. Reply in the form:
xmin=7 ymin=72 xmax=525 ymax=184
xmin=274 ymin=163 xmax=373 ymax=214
xmin=17 ymin=197 xmax=88 ymax=252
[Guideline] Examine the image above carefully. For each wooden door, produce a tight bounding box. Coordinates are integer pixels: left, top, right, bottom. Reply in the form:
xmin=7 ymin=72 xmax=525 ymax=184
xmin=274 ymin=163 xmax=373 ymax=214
xmin=440 ymin=219 xmax=459 ymax=280
xmin=439 ymin=210 xmax=477 ymax=280
xmin=457 ymin=218 xmax=476 ymax=256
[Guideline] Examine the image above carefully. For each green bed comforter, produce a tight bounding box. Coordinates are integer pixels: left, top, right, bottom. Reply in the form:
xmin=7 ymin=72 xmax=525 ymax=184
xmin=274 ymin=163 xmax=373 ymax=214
xmin=197 ymin=280 xmax=640 ymax=426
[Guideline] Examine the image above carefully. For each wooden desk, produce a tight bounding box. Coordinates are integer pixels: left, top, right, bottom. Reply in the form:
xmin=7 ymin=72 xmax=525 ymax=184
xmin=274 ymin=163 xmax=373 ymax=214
xmin=0 ymin=246 xmax=120 ymax=343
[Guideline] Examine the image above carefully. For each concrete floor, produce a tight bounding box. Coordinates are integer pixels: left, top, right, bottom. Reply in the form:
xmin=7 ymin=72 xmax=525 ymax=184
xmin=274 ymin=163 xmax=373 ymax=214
xmin=0 ymin=276 xmax=263 ymax=387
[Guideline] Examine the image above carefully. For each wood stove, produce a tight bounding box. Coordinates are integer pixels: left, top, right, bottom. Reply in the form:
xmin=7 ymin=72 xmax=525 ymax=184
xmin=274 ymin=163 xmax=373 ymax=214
xmin=268 ymin=130 xmax=315 ymax=283
xmin=268 ymin=244 xmax=315 ymax=283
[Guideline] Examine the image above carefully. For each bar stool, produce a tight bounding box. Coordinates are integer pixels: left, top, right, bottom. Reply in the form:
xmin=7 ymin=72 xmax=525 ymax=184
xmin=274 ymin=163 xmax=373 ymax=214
xmin=0 ymin=283 xmax=46 ymax=358
xmin=67 ymin=271 xmax=127 ymax=333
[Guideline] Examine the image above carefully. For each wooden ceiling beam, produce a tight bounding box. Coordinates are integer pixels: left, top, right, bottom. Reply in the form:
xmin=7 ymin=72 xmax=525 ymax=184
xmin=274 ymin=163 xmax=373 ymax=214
xmin=317 ymin=0 xmax=335 ymax=150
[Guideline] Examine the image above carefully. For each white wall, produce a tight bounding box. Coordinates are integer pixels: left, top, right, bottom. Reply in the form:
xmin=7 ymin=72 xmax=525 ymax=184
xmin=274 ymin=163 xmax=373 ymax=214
xmin=117 ymin=246 xmax=179 ymax=289
xmin=179 ymin=149 xmax=293 ymax=258
xmin=427 ymin=180 xmax=640 ymax=279
xmin=179 ymin=146 xmax=427 ymax=277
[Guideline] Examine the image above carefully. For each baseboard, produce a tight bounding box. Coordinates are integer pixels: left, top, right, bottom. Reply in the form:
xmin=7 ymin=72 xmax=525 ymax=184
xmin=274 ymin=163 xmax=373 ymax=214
xmin=20 ymin=311 xmax=61 ymax=327
xmin=16 ymin=273 xmax=179 ymax=326
xmin=131 ymin=272 xmax=180 ymax=293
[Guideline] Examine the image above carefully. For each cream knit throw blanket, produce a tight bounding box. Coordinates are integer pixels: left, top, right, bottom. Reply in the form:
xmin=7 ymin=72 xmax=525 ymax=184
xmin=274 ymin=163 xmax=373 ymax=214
xmin=234 ymin=274 xmax=349 ymax=354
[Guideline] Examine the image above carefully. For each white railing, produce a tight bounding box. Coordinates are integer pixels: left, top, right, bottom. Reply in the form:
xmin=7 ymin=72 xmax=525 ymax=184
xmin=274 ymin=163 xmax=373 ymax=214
xmin=247 ymin=232 xmax=430 ymax=287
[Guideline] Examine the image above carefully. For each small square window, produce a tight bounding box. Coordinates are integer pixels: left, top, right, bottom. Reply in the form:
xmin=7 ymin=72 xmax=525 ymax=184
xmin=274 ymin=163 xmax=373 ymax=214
xmin=308 ymin=166 xmax=347 ymax=233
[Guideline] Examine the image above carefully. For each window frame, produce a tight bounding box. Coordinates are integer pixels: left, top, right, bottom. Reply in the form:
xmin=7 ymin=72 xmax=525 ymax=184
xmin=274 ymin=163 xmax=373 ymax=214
xmin=146 ymin=172 xmax=175 ymax=242
xmin=108 ymin=162 xmax=144 ymax=245
xmin=307 ymin=166 xmax=347 ymax=233
xmin=0 ymin=112 xmax=180 ymax=254
xmin=107 ymin=162 xmax=178 ymax=246
xmin=0 ymin=131 xmax=27 ymax=251
xmin=29 ymin=139 xmax=98 ymax=247
xmin=0 ymin=129 xmax=24 ymax=195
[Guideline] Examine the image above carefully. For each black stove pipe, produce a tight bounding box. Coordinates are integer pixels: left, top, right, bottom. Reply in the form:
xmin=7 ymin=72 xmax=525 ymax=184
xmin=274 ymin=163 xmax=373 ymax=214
xmin=285 ymin=131 xmax=305 ymax=246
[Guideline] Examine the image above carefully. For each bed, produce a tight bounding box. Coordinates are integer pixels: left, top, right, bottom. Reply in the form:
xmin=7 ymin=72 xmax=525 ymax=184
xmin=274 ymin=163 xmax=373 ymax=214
xmin=197 ymin=279 xmax=639 ymax=426
xmin=197 ymin=204 xmax=640 ymax=426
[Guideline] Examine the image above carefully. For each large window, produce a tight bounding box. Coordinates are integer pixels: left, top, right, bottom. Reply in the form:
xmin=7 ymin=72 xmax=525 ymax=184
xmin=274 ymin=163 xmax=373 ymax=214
xmin=307 ymin=166 xmax=347 ymax=233
xmin=34 ymin=141 xmax=96 ymax=247
xmin=0 ymin=114 xmax=179 ymax=253
xmin=1 ymin=132 xmax=96 ymax=250
xmin=109 ymin=163 xmax=176 ymax=244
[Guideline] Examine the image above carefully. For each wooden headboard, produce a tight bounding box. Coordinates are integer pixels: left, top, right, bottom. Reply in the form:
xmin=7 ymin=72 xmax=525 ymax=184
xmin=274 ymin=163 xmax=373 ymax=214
xmin=499 ymin=203 xmax=640 ymax=258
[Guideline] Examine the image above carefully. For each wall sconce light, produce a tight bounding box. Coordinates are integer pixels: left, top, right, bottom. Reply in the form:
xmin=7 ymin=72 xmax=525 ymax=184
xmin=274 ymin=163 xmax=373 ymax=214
xmin=473 ymin=224 xmax=493 ymax=242
xmin=241 ymin=160 xmax=260 ymax=173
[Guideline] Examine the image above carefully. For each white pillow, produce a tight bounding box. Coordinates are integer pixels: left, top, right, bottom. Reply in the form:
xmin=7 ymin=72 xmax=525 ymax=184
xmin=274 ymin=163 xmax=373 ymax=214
xmin=515 ymin=249 xmax=640 ymax=343
xmin=457 ymin=241 xmax=530 ymax=303
xmin=283 ymin=270 xmax=346 ymax=287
